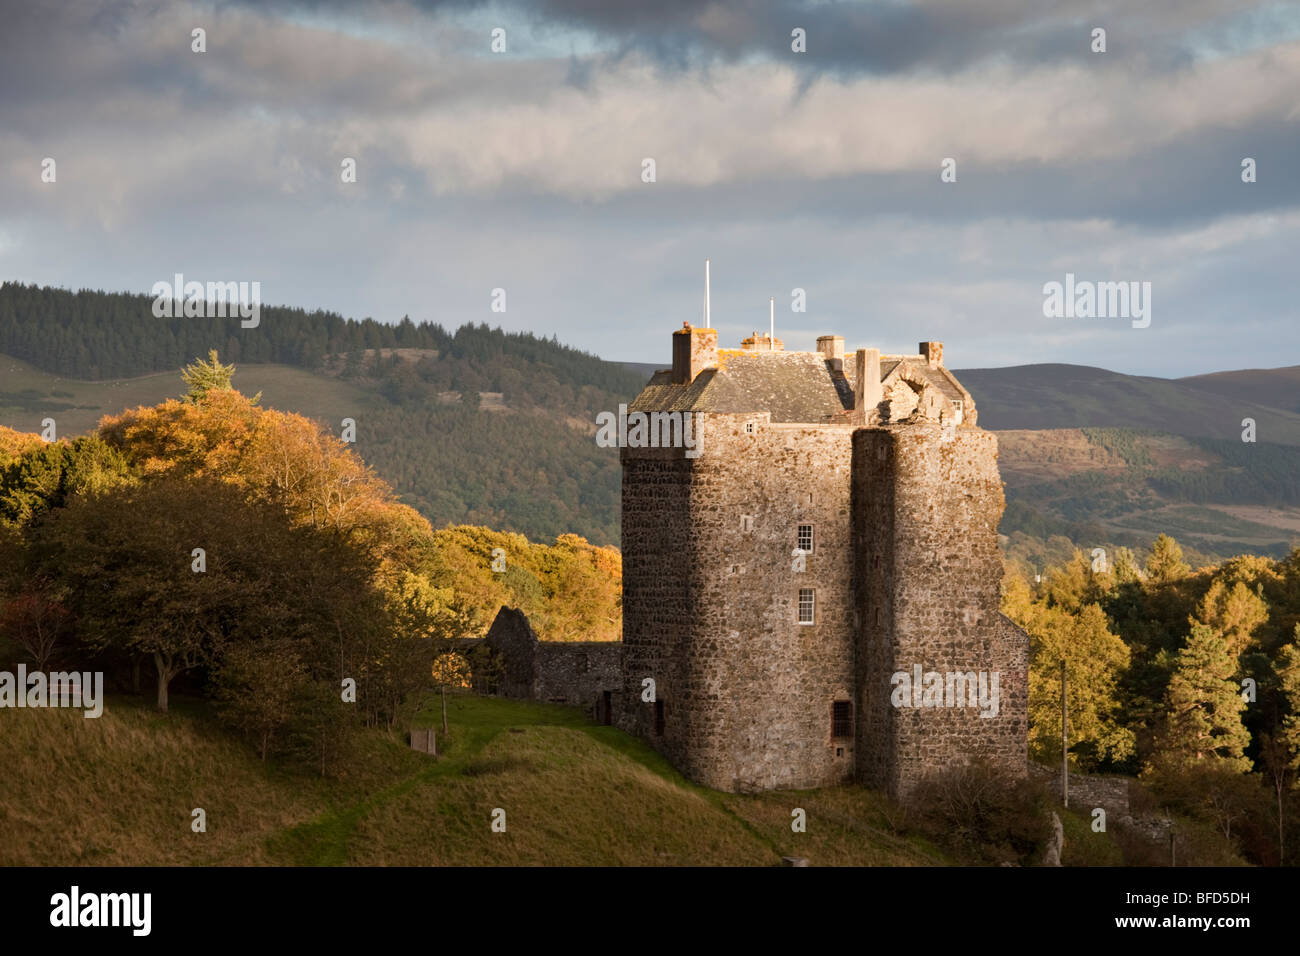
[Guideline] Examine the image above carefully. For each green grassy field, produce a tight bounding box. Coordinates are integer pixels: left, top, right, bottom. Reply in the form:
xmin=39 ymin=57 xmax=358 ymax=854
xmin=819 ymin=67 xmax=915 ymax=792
xmin=0 ymin=693 xmax=958 ymax=866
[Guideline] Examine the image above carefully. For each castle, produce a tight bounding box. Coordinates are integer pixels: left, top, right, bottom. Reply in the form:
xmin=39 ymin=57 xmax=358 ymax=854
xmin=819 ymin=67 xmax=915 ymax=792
xmin=613 ymin=324 xmax=1028 ymax=798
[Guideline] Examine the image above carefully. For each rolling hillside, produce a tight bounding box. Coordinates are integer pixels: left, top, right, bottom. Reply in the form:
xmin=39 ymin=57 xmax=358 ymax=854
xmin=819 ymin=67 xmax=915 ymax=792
xmin=5 ymin=283 xmax=1300 ymax=560
xmin=954 ymin=363 xmax=1300 ymax=446
xmin=1176 ymin=365 xmax=1300 ymax=415
xmin=996 ymin=427 xmax=1300 ymax=567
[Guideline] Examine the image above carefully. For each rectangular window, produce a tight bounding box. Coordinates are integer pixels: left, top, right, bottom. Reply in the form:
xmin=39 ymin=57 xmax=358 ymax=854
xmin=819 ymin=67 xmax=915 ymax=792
xmin=741 ymin=514 xmax=754 ymax=533
xmin=832 ymin=700 xmax=853 ymax=738
xmin=653 ymin=700 xmax=665 ymax=736
xmin=797 ymin=524 xmax=814 ymax=554
xmin=798 ymin=588 xmax=815 ymax=625
xmin=744 ymin=421 xmax=756 ymax=434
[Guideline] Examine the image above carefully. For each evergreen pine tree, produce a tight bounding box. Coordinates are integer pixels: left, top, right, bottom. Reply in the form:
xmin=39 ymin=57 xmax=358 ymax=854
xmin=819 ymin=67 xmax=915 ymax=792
xmin=181 ymin=349 xmax=236 ymax=402
xmin=1152 ymin=623 xmax=1252 ymax=772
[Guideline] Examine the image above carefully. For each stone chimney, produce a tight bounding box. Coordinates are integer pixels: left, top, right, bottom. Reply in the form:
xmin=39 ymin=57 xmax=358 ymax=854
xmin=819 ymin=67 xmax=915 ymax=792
xmin=672 ymin=322 xmax=718 ymax=384
xmin=920 ymin=341 xmax=943 ymax=369
xmin=854 ymin=348 xmax=882 ymax=422
xmin=817 ymin=335 xmax=845 ymax=368
xmin=740 ymin=331 xmax=784 ymax=351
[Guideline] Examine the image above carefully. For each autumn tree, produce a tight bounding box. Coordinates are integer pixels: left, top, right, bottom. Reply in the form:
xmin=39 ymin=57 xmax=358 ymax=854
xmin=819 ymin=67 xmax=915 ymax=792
xmin=1195 ymin=578 xmax=1269 ymax=660
xmin=1025 ymin=602 xmax=1135 ymax=769
xmin=1278 ymin=633 xmax=1300 ymax=771
xmin=1146 ymin=534 xmax=1191 ymax=585
xmin=32 ymin=479 xmax=274 ymax=710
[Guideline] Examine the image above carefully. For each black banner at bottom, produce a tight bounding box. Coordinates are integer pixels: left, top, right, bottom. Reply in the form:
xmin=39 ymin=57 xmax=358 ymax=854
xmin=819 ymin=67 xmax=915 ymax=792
xmin=0 ymin=865 xmax=1276 ymax=943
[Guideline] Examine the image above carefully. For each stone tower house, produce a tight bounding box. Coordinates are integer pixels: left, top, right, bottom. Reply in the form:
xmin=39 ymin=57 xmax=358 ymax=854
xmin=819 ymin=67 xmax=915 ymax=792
xmin=617 ymin=325 xmax=1028 ymax=797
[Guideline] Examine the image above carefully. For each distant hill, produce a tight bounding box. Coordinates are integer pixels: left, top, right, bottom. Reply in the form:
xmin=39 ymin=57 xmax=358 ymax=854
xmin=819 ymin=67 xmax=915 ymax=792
xmin=1176 ymin=365 xmax=1300 ymax=415
xmin=953 ymin=363 xmax=1300 ymax=446
xmin=621 ymin=361 xmax=665 ymax=380
xmin=0 ymin=282 xmax=648 ymax=546
xmin=5 ymin=282 xmax=1299 ymax=560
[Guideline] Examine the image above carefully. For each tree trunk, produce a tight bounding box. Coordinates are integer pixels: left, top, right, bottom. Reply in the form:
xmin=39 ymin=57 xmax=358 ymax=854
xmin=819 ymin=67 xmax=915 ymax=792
xmin=154 ymin=652 xmax=172 ymax=712
xmin=1278 ymin=779 xmax=1285 ymax=866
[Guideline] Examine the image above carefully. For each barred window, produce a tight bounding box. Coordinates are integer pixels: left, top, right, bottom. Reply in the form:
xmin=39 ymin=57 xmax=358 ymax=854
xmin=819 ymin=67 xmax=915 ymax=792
xmin=797 ymin=524 xmax=814 ymax=554
xmin=832 ymin=700 xmax=853 ymax=738
xmin=798 ymin=588 xmax=815 ymax=624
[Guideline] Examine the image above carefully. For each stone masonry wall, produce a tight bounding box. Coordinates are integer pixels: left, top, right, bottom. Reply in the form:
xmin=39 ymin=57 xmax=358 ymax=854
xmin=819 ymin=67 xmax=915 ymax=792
xmin=853 ymin=425 xmax=1028 ymax=798
xmin=483 ymin=606 xmax=620 ymax=711
xmin=534 ymin=641 xmax=621 ymax=707
xmin=621 ymin=413 xmax=858 ymax=792
xmin=617 ymin=450 xmax=694 ymax=771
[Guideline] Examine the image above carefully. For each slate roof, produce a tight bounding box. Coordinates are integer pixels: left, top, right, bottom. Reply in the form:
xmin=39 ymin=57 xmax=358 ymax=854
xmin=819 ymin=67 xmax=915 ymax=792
xmin=630 ymin=349 xmax=972 ymax=425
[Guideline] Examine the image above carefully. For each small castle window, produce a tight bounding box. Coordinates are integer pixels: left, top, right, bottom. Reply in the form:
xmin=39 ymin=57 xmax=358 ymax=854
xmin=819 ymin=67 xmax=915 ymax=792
xmin=745 ymin=422 xmax=756 ymax=434
xmin=741 ymin=514 xmax=754 ymax=533
xmin=831 ymin=700 xmax=853 ymax=738
xmin=797 ymin=524 xmax=814 ymax=554
xmin=798 ymin=588 xmax=815 ymax=625
xmin=653 ymin=700 xmax=665 ymax=736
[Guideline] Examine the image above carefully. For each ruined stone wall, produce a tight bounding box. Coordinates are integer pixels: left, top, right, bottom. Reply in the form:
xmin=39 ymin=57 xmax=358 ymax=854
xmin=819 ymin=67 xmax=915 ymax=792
xmin=621 ymin=414 xmax=858 ymax=792
xmin=853 ymin=425 xmax=1028 ymax=798
xmin=482 ymin=607 xmax=620 ymax=710
xmin=484 ymin=607 xmax=537 ymax=699
xmin=1032 ymin=766 xmax=1132 ymax=820
xmin=534 ymin=642 xmax=621 ymax=707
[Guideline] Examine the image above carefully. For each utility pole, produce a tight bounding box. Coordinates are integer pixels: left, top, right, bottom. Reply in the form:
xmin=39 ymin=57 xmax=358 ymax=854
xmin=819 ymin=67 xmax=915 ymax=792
xmin=1061 ymin=659 xmax=1068 ymax=808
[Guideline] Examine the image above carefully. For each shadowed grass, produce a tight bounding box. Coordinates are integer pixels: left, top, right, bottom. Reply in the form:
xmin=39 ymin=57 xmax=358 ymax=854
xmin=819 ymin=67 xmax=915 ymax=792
xmin=3 ymin=692 xmax=950 ymax=866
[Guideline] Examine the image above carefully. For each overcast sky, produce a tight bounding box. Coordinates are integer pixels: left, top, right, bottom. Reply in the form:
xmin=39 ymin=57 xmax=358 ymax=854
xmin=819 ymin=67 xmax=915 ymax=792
xmin=2 ymin=0 xmax=1298 ymax=376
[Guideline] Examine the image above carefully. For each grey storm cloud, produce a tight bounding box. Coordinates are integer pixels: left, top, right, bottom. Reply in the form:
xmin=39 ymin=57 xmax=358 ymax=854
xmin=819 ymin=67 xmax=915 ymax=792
xmin=0 ymin=0 xmax=1297 ymax=375
xmin=217 ymin=0 xmax=1292 ymax=74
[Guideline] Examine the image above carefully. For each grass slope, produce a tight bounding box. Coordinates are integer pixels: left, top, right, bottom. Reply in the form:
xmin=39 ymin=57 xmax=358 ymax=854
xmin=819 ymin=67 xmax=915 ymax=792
xmin=0 ymin=694 xmax=946 ymax=867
